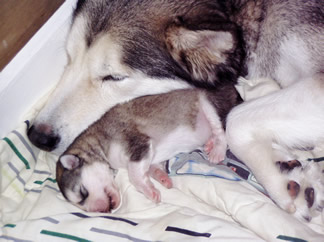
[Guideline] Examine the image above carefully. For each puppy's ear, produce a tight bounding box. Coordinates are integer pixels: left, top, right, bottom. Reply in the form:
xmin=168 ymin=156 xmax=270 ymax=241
xmin=165 ymin=23 xmax=245 ymax=87
xmin=59 ymin=154 xmax=81 ymax=170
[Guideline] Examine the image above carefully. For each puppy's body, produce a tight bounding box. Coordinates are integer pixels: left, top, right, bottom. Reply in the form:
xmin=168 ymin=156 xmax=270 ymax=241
xmin=56 ymin=86 xmax=240 ymax=212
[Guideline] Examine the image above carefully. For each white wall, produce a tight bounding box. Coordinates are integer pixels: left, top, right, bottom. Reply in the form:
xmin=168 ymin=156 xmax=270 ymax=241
xmin=0 ymin=0 xmax=76 ymax=137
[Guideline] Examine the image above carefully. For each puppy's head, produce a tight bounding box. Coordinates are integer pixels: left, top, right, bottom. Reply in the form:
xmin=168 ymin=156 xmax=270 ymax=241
xmin=56 ymin=154 xmax=121 ymax=213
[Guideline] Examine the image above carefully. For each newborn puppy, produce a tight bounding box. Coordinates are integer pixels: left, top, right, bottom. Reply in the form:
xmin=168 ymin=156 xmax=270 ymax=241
xmin=56 ymin=86 xmax=240 ymax=212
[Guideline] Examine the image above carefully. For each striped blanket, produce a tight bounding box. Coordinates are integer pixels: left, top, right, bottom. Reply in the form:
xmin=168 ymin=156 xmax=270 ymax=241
xmin=1 ymin=121 xmax=324 ymax=241
xmin=1 ymin=77 xmax=324 ymax=241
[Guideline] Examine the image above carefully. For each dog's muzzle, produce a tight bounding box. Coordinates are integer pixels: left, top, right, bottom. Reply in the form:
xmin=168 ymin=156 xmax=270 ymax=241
xmin=27 ymin=124 xmax=60 ymax=152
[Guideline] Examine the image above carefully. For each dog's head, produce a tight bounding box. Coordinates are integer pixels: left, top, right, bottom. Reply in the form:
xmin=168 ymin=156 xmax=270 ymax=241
xmin=28 ymin=0 xmax=245 ymax=154
xmin=56 ymin=153 xmax=121 ymax=213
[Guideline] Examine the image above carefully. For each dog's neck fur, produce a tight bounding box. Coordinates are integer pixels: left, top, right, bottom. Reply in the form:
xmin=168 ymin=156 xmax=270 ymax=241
xmin=227 ymin=0 xmax=264 ymax=54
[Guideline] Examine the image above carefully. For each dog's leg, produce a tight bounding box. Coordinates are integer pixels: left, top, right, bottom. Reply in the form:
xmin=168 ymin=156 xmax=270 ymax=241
xmin=228 ymin=136 xmax=297 ymax=212
xmin=226 ymin=75 xmax=324 ymax=216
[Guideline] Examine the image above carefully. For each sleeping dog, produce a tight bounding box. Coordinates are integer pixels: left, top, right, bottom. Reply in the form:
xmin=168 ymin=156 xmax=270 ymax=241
xmin=28 ymin=0 xmax=323 ymax=220
xmin=56 ymin=87 xmax=240 ymax=212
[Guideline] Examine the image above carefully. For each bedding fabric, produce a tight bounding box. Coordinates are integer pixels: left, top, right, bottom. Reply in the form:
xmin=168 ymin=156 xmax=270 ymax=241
xmin=1 ymin=78 xmax=324 ymax=241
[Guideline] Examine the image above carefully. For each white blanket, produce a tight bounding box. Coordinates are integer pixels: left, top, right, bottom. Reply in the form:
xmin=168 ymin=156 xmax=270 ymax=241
xmin=1 ymin=78 xmax=324 ymax=241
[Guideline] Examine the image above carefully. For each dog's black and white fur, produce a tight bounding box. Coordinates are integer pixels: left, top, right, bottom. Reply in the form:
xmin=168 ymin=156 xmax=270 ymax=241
xmin=27 ymin=0 xmax=324 ymax=221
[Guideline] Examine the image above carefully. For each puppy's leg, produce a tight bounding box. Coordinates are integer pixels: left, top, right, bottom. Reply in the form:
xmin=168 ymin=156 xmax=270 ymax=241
xmin=226 ymin=75 xmax=324 ymax=215
xmin=199 ymin=94 xmax=227 ymax=163
xmin=149 ymin=163 xmax=173 ymax=189
xmin=126 ymin=136 xmax=161 ymax=203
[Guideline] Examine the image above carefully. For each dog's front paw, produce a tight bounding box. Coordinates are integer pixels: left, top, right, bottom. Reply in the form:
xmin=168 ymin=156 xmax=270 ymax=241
xmin=278 ymin=160 xmax=324 ymax=221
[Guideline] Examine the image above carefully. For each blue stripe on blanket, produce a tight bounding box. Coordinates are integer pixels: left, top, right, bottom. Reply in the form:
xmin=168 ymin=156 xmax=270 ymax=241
xmin=277 ymin=235 xmax=308 ymax=242
xmin=0 ymin=235 xmax=32 ymax=242
xmin=71 ymin=212 xmax=138 ymax=226
xmin=41 ymin=217 xmax=60 ymax=224
xmin=165 ymin=226 xmax=211 ymax=238
xmin=12 ymin=130 xmax=37 ymax=162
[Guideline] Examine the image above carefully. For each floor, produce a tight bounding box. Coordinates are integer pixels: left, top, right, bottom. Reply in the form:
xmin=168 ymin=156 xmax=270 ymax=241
xmin=0 ymin=0 xmax=64 ymax=71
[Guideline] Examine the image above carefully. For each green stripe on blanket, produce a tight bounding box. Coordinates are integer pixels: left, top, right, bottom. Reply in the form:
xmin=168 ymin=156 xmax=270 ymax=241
xmin=40 ymin=230 xmax=91 ymax=242
xmin=3 ymin=224 xmax=16 ymax=228
xmin=2 ymin=137 xmax=30 ymax=169
xmin=34 ymin=178 xmax=56 ymax=185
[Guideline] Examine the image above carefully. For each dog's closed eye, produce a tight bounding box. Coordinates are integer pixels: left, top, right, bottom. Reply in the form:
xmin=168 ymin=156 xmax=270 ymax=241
xmin=102 ymin=75 xmax=127 ymax=81
xmin=79 ymin=185 xmax=89 ymax=205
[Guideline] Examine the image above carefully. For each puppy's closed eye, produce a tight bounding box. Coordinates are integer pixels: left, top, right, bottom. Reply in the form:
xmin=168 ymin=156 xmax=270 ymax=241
xmin=79 ymin=185 xmax=89 ymax=205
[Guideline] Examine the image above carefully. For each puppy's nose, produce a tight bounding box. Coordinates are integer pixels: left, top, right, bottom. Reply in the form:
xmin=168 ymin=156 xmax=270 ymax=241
xmin=105 ymin=191 xmax=121 ymax=211
xmin=27 ymin=124 xmax=60 ymax=151
xmin=93 ymin=199 xmax=110 ymax=213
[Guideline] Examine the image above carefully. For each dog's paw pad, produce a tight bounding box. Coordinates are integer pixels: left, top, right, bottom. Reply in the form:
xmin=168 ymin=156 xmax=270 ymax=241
xmin=284 ymin=161 xmax=324 ymax=221
xmin=287 ymin=180 xmax=300 ymax=198
xmin=305 ymin=187 xmax=315 ymax=208
xmin=276 ymin=160 xmax=301 ymax=173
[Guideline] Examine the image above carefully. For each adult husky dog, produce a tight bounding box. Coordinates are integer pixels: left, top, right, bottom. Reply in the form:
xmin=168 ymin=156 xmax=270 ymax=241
xmin=28 ymin=0 xmax=324 ymax=220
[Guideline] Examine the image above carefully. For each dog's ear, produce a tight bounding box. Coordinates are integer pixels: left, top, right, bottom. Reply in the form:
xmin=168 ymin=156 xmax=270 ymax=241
xmin=165 ymin=22 xmax=245 ymax=87
xmin=59 ymin=154 xmax=81 ymax=170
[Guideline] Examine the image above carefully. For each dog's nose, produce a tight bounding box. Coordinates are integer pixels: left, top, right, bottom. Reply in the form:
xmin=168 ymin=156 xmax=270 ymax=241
xmin=27 ymin=124 xmax=60 ymax=151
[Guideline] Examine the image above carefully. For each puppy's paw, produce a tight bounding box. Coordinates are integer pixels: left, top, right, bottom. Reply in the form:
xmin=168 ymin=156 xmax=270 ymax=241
xmin=149 ymin=165 xmax=173 ymax=189
xmin=143 ymin=186 xmax=161 ymax=203
xmin=204 ymin=136 xmax=226 ymax=163
xmin=130 ymin=173 xmax=162 ymax=203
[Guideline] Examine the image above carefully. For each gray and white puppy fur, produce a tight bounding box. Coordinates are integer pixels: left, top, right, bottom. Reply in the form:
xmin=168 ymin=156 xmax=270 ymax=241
xmin=56 ymin=86 xmax=240 ymax=213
